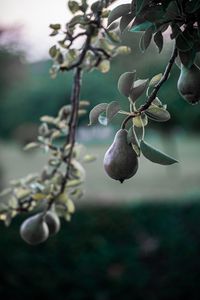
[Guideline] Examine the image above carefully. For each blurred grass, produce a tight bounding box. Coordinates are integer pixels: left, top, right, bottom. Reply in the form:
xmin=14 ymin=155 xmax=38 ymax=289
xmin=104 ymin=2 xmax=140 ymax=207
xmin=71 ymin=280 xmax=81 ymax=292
xmin=0 ymin=132 xmax=200 ymax=202
xmin=1 ymin=202 xmax=200 ymax=300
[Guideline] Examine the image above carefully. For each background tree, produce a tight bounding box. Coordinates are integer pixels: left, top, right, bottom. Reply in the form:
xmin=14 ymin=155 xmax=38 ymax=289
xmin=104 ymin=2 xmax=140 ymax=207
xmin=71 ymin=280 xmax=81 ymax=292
xmin=0 ymin=0 xmax=200 ymax=245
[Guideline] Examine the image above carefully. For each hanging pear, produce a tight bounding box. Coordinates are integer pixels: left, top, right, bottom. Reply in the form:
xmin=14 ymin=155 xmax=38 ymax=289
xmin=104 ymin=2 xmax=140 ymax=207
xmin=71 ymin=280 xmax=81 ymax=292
xmin=103 ymin=129 xmax=138 ymax=183
xmin=20 ymin=213 xmax=49 ymax=245
xmin=177 ymin=63 xmax=200 ymax=104
xmin=45 ymin=211 xmax=61 ymax=236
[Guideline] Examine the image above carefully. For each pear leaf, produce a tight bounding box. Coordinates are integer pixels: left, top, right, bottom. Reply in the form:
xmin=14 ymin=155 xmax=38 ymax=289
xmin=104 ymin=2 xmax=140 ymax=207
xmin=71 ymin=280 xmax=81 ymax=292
xmin=106 ymin=101 xmax=121 ymax=124
xmin=130 ymin=19 xmax=153 ymax=32
xmin=149 ymin=74 xmax=162 ymax=87
xmin=120 ymin=13 xmax=135 ymax=33
xmin=118 ymin=71 xmax=136 ymax=97
xmin=107 ymin=4 xmax=131 ymax=26
xmin=139 ymin=27 xmax=153 ymax=52
xmin=129 ymin=79 xmax=149 ymax=102
xmin=133 ymin=114 xmax=148 ymax=128
xmin=98 ymin=112 xmax=108 ymax=126
xmin=154 ymin=31 xmax=163 ymax=53
xmin=140 ymin=140 xmax=178 ymax=165
xmin=89 ymin=103 xmax=108 ymax=125
xmin=145 ymin=106 xmax=170 ymax=122
xmin=127 ymin=126 xmax=140 ymax=156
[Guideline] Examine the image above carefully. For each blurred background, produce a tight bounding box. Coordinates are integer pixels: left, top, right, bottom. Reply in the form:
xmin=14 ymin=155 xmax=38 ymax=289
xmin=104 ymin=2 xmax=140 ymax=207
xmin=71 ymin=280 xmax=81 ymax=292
xmin=0 ymin=1 xmax=200 ymax=299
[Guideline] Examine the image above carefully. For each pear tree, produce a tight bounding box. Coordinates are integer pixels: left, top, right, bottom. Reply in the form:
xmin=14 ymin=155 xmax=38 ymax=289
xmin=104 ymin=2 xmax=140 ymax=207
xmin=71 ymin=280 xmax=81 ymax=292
xmin=0 ymin=0 xmax=200 ymax=245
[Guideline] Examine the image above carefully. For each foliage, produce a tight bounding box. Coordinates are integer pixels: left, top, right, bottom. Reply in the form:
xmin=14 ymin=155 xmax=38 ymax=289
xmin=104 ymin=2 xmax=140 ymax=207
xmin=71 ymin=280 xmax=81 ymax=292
xmin=0 ymin=0 xmax=200 ymax=244
xmin=1 ymin=202 xmax=200 ymax=299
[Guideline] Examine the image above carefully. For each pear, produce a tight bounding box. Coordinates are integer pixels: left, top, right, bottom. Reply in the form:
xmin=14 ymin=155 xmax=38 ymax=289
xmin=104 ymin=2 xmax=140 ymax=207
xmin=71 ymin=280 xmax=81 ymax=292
xmin=20 ymin=213 xmax=49 ymax=245
xmin=45 ymin=211 xmax=60 ymax=236
xmin=103 ymin=129 xmax=138 ymax=183
xmin=177 ymin=64 xmax=200 ymax=104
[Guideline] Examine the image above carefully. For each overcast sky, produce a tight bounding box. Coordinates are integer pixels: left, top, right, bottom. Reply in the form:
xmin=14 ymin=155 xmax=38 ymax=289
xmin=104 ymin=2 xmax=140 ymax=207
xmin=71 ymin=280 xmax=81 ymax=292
xmin=0 ymin=0 xmax=127 ymax=61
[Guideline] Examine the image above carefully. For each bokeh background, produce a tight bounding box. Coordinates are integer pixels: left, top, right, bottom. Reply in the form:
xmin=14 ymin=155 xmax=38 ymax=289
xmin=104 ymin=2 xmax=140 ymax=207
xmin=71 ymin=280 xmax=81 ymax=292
xmin=0 ymin=1 xmax=200 ymax=299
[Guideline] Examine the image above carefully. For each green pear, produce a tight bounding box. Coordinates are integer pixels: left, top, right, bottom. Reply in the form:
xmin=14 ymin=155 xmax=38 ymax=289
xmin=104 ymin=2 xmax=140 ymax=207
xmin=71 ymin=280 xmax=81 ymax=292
xmin=45 ymin=211 xmax=60 ymax=236
xmin=177 ymin=64 xmax=200 ymax=104
xmin=20 ymin=213 xmax=49 ymax=245
xmin=104 ymin=129 xmax=138 ymax=183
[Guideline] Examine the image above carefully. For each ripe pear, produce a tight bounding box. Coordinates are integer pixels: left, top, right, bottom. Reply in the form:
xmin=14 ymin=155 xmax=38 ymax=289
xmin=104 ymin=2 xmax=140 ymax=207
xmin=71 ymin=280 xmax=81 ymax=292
xmin=20 ymin=213 xmax=49 ymax=245
xmin=103 ymin=129 xmax=138 ymax=183
xmin=177 ymin=64 xmax=200 ymax=104
xmin=45 ymin=211 xmax=60 ymax=236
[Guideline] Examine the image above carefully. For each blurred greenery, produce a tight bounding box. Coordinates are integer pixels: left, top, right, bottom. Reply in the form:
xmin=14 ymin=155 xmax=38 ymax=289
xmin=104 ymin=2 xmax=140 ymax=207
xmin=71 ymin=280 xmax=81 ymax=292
xmin=1 ymin=202 xmax=200 ymax=300
xmin=1 ymin=31 xmax=200 ymax=139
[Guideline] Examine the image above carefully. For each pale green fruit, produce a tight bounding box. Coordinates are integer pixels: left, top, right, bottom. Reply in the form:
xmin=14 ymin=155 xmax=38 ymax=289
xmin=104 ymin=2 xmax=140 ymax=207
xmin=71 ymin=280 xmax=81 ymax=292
xmin=20 ymin=213 xmax=49 ymax=245
xmin=177 ymin=64 xmax=200 ymax=104
xmin=45 ymin=211 xmax=60 ymax=236
xmin=104 ymin=129 xmax=138 ymax=183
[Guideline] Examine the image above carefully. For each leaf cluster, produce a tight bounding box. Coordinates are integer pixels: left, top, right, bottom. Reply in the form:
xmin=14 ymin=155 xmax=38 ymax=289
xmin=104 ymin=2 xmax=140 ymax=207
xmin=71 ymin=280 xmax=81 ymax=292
xmin=108 ymin=0 xmax=200 ymax=67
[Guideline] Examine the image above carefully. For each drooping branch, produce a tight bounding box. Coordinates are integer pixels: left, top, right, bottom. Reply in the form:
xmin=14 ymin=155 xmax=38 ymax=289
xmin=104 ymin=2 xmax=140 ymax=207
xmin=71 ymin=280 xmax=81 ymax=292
xmin=139 ymin=46 xmax=178 ymax=113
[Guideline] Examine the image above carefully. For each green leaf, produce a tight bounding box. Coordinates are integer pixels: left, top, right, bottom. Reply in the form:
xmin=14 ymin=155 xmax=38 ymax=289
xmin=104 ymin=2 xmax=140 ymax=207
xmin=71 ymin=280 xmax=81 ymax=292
xmin=133 ymin=114 xmax=148 ymax=128
xmin=165 ymin=1 xmax=181 ymax=19
xmin=135 ymin=0 xmax=149 ymax=14
xmin=139 ymin=27 xmax=153 ymax=52
xmin=145 ymin=106 xmax=170 ymax=122
xmin=129 ymin=79 xmax=149 ymax=102
xmin=118 ymin=71 xmax=136 ymax=97
xmin=127 ymin=126 xmax=140 ymax=156
xmin=107 ymin=4 xmax=131 ymax=26
xmin=140 ymin=140 xmax=178 ymax=165
xmin=49 ymin=24 xmax=61 ymax=30
xmin=24 ymin=142 xmax=40 ymax=151
xmin=149 ymin=73 xmax=162 ymax=87
xmin=68 ymin=1 xmax=80 ymax=14
xmin=153 ymin=31 xmax=163 ymax=53
xmin=88 ymin=103 xmax=108 ymax=125
xmin=185 ymin=0 xmax=200 ymax=13
xmin=130 ymin=20 xmax=153 ymax=32
xmin=49 ymin=45 xmax=58 ymax=58
xmin=106 ymin=101 xmax=121 ymax=124
xmin=120 ymin=13 xmax=135 ymax=33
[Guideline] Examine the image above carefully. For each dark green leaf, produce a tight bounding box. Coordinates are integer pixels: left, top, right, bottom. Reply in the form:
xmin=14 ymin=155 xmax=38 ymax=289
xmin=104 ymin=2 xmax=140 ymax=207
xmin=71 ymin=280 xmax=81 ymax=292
xmin=107 ymin=4 xmax=131 ymax=26
xmin=49 ymin=24 xmax=61 ymax=30
xmin=136 ymin=0 xmax=149 ymax=14
xmin=49 ymin=45 xmax=57 ymax=58
xmin=165 ymin=1 xmax=181 ymax=19
xmin=154 ymin=31 xmax=163 ymax=53
xmin=89 ymin=103 xmax=108 ymax=125
xmin=130 ymin=19 xmax=153 ymax=32
xmin=145 ymin=106 xmax=170 ymax=122
xmin=120 ymin=13 xmax=135 ymax=33
xmin=139 ymin=27 xmax=153 ymax=52
xmin=118 ymin=71 xmax=136 ymax=97
xmin=185 ymin=0 xmax=200 ymax=13
xmin=140 ymin=140 xmax=178 ymax=165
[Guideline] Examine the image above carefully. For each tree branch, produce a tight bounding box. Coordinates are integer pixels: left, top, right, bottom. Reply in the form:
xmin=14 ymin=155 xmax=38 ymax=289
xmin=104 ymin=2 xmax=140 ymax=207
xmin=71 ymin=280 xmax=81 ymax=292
xmin=121 ymin=46 xmax=178 ymax=129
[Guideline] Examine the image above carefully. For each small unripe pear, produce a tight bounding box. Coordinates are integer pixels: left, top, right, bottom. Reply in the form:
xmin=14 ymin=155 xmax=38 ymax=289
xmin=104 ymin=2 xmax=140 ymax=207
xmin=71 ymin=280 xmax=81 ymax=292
xmin=177 ymin=64 xmax=200 ymax=104
xmin=20 ymin=213 xmax=49 ymax=245
xmin=44 ymin=211 xmax=60 ymax=236
xmin=104 ymin=129 xmax=139 ymax=183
